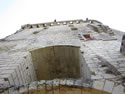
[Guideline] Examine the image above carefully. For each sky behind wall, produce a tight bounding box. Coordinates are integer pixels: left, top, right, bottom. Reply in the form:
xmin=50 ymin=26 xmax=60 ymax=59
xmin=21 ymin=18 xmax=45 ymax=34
xmin=0 ymin=0 xmax=125 ymax=39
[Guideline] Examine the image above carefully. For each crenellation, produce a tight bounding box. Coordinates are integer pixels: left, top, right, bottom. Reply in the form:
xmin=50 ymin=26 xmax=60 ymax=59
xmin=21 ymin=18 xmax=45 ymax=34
xmin=21 ymin=19 xmax=84 ymax=30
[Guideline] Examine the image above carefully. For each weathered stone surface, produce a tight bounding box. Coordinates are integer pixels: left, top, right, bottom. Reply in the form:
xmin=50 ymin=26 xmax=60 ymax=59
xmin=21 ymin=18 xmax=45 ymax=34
xmin=0 ymin=19 xmax=125 ymax=94
xmin=93 ymin=80 xmax=104 ymax=90
xmin=120 ymin=35 xmax=125 ymax=55
xmin=30 ymin=46 xmax=83 ymax=80
xmin=103 ymin=80 xmax=114 ymax=93
xmin=112 ymin=85 xmax=124 ymax=94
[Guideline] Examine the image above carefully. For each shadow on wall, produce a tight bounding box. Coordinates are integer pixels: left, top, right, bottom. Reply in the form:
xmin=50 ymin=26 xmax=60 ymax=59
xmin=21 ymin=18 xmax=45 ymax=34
xmin=30 ymin=45 xmax=90 ymax=80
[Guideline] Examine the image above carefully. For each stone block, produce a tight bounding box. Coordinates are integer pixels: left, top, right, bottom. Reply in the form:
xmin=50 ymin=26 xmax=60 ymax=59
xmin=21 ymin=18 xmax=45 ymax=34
xmin=93 ymin=80 xmax=104 ymax=90
xmin=103 ymin=80 xmax=114 ymax=93
xmin=66 ymin=80 xmax=74 ymax=86
xmin=60 ymin=79 xmax=66 ymax=85
xmin=112 ymin=85 xmax=124 ymax=94
xmin=0 ymin=74 xmax=14 ymax=85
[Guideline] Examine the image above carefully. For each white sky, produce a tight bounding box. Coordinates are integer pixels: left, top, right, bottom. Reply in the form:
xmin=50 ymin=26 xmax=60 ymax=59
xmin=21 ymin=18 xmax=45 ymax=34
xmin=0 ymin=0 xmax=125 ymax=39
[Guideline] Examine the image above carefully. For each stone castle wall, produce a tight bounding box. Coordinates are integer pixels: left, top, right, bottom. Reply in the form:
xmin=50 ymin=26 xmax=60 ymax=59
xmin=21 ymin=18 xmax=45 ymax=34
xmin=0 ymin=52 xmax=36 ymax=87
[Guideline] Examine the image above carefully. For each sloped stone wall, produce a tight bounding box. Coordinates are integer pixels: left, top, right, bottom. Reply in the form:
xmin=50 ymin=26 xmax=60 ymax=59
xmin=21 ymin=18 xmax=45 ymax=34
xmin=0 ymin=52 xmax=36 ymax=87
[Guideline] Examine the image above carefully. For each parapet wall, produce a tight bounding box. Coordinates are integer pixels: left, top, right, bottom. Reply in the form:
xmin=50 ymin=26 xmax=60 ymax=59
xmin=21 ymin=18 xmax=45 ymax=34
xmin=21 ymin=19 xmax=84 ymax=30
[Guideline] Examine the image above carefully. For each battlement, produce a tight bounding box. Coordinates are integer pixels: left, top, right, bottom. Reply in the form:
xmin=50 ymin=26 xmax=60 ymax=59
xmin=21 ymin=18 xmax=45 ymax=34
xmin=20 ymin=19 xmax=103 ymax=30
xmin=21 ymin=19 xmax=84 ymax=30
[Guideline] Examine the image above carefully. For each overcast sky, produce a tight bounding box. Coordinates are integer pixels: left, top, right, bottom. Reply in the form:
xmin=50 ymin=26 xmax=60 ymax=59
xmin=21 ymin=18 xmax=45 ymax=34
xmin=0 ymin=0 xmax=125 ymax=39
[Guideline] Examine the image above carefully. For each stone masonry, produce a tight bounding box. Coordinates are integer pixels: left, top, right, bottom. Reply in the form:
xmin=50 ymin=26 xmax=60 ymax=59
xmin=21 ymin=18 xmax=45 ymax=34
xmin=0 ymin=19 xmax=125 ymax=94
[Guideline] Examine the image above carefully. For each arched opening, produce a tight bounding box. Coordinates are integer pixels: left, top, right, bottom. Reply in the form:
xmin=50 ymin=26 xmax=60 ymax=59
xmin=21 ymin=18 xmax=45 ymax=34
xmin=21 ymin=86 xmax=111 ymax=94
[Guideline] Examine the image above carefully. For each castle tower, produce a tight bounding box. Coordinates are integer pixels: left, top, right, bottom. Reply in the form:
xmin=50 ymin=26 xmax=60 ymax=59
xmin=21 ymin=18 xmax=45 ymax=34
xmin=0 ymin=19 xmax=125 ymax=94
